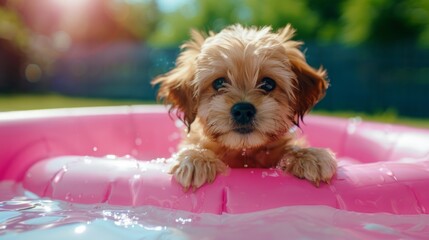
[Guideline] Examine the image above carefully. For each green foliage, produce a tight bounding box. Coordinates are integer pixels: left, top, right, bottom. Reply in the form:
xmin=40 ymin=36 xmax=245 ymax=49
xmin=149 ymin=0 xmax=320 ymax=46
xmin=244 ymin=0 xmax=319 ymax=38
xmin=0 ymin=93 xmax=147 ymax=111
xmin=109 ymin=0 xmax=160 ymax=40
xmin=148 ymin=0 xmax=429 ymax=48
xmin=314 ymin=109 xmax=429 ymax=129
xmin=408 ymin=0 xmax=429 ymax=47
xmin=341 ymin=0 xmax=429 ymax=46
xmin=0 ymin=6 xmax=29 ymax=51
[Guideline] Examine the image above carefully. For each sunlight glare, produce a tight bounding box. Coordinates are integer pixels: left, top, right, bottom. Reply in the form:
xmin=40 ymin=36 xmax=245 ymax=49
xmin=50 ymin=0 xmax=91 ymax=10
xmin=74 ymin=225 xmax=87 ymax=234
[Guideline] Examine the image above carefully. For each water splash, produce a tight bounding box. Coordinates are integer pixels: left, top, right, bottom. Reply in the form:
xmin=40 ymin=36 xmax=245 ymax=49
xmin=175 ymin=217 xmax=192 ymax=225
xmin=83 ymin=157 xmax=92 ymax=164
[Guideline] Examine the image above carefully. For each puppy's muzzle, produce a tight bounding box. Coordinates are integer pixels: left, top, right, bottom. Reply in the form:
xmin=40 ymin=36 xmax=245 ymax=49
xmin=231 ymin=102 xmax=256 ymax=134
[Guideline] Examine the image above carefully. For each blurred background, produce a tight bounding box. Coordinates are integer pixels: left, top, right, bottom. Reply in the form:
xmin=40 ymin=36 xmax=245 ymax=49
xmin=1 ymin=0 xmax=429 ymax=127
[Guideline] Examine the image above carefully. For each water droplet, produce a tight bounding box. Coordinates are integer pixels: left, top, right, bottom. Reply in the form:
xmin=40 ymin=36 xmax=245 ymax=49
xmin=347 ymin=117 xmax=362 ymax=134
xmin=175 ymin=119 xmax=184 ymax=128
xmin=65 ymin=193 xmax=71 ymax=200
xmin=134 ymin=138 xmax=142 ymax=146
xmin=241 ymin=148 xmax=247 ymax=156
xmin=168 ymin=132 xmax=181 ymax=141
xmin=103 ymin=210 xmax=113 ymax=217
xmin=379 ymin=166 xmax=398 ymax=181
xmin=175 ymin=217 xmax=192 ymax=225
xmin=168 ymin=147 xmax=176 ymax=154
xmin=131 ymin=149 xmax=139 ymax=156
xmin=289 ymin=126 xmax=298 ymax=133
xmin=379 ymin=167 xmax=393 ymax=176
xmin=53 ymin=173 xmax=63 ymax=183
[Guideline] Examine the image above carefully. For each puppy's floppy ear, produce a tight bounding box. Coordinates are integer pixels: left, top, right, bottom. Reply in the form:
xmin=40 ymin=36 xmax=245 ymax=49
xmin=152 ymin=30 xmax=205 ymax=130
xmin=279 ymin=25 xmax=329 ymax=126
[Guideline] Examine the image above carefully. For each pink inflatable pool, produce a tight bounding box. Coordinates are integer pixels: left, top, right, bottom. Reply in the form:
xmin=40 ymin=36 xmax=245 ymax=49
xmin=1 ymin=105 xmax=429 ymax=215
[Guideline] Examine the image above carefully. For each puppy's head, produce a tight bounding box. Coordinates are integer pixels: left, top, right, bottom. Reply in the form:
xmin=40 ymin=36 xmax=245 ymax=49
xmin=153 ymin=24 xmax=328 ymax=149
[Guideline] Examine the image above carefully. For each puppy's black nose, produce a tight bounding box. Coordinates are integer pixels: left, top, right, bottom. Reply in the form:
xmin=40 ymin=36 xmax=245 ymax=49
xmin=231 ymin=102 xmax=256 ymax=125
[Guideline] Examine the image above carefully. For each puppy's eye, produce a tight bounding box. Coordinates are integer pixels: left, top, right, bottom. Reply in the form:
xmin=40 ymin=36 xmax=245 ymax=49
xmin=260 ymin=77 xmax=276 ymax=92
xmin=212 ymin=78 xmax=226 ymax=91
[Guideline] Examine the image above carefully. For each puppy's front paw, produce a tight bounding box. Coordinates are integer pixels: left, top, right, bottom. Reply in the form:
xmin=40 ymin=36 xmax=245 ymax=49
xmin=279 ymin=148 xmax=337 ymax=186
xmin=170 ymin=148 xmax=227 ymax=191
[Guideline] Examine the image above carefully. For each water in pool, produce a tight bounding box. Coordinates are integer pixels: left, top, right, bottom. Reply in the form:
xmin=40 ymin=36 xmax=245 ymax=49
xmin=1 ymin=182 xmax=428 ymax=240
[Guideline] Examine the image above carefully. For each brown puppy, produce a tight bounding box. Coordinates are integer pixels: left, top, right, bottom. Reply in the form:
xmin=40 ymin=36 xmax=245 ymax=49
xmin=152 ymin=24 xmax=337 ymax=191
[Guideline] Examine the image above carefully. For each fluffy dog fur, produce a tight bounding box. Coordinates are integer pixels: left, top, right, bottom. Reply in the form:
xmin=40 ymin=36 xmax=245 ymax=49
xmin=152 ymin=24 xmax=337 ymax=191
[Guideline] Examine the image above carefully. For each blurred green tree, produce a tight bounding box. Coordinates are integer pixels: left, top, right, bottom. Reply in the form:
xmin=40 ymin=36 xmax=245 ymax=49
xmin=244 ymin=0 xmax=319 ymax=39
xmin=149 ymin=0 xmax=429 ymax=48
xmin=306 ymin=0 xmax=346 ymax=42
xmin=341 ymin=0 xmax=429 ymax=46
xmin=149 ymin=0 xmax=320 ymax=45
xmin=108 ymin=0 xmax=160 ymax=41
xmin=0 ymin=5 xmax=28 ymax=50
xmin=0 ymin=5 xmax=29 ymax=91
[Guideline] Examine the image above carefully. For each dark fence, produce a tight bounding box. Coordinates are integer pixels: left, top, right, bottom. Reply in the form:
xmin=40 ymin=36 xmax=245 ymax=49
xmin=306 ymin=43 xmax=429 ymax=118
xmin=2 ymin=41 xmax=429 ymax=117
xmin=50 ymin=42 xmax=178 ymax=100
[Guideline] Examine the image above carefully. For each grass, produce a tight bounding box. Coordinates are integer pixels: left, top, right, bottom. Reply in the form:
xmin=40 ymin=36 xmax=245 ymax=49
xmin=1 ymin=93 xmax=428 ymax=129
xmin=313 ymin=109 xmax=429 ymax=129
xmin=0 ymin=93 xmax=147 ymax=111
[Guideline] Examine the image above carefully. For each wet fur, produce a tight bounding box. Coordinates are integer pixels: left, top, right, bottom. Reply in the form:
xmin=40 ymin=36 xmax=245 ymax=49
xmin=153 ymin=24 xmax=337 ymax=190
